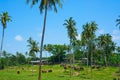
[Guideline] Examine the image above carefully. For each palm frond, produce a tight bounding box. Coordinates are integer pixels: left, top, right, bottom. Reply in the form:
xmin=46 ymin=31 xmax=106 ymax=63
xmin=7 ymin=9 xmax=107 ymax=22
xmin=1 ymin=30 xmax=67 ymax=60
xmin=39 ymin=0 xmax=45 ymax=13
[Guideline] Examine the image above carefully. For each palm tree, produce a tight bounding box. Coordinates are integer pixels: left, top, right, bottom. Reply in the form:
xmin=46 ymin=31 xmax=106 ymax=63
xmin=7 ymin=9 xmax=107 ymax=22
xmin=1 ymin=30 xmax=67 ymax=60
xmin=26 ymin=1 xmax=62 ymax=80
xmin=81 ymin=22 xmax=98 ymax=78
xmin=63 ymin=17 xmax=78 ymax=77
xmin=27 ymin=37 xmax=39 ymax=60
xmin=0 ymin=12 xmax=11 ymax=59
xmin=97 ymin=34 xmax=106 ymax=65
xmin=97 ymin=34 xmax=113 ymax=66
xmin=0 ymin=12 xmax=11 ymax=69
xmin=116 ymin=15 xmax=120 ymax=29
xmin=27 ymin=37 xmax=39 ymax=75
xmin=82 ymin=22 xmax=97 ymax=64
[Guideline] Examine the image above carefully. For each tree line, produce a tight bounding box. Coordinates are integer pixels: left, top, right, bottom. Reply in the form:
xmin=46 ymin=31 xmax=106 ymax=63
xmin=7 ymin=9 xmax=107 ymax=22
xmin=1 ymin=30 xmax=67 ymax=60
xmin=0 ymin=18 xmax=120 ymax=68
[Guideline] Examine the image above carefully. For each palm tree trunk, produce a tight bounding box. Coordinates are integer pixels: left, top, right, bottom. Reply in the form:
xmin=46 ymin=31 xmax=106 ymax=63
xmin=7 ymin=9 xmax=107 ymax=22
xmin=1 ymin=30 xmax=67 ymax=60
xmin=59 ymin=55 xmax=60 ymax=64
xmin=90 ymin=40 xmax=93 ymax=79
xmin=38 ymin=3 xmax=48 ymax=80
xmin=104 ymin=52 xmax=107 ymax=67
xmin=69 ymin=43 xmax=72 ymax=77
xmin=87 ymin=44 xmax=89 ymax=74
xmin=0 ymin=27 xmax=5 ymax=65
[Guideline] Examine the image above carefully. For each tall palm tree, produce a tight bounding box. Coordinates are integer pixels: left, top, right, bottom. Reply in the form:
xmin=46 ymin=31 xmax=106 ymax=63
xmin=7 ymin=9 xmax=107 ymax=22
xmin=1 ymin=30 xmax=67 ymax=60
xmin=63 ymin=17 xmax=78 ymax=77
xmin=81 ymin=22 xmax=98 ymax=78
xmin=116 ymin=15 xmax=120 ymax=29
xmin=82 ymin=21 xmax=98 ymax=64
xmin=26 ymin=1 xmax=62 ymax=80
xmin=97 ymin=34 xmax=106 ymax=65
xmin=0 ymin=12 xmax=11 ymax=58
xmin=97 ymin=34 xmax=113 ymax=66
xmin=104 ymin=34 xmax=112 ymax=66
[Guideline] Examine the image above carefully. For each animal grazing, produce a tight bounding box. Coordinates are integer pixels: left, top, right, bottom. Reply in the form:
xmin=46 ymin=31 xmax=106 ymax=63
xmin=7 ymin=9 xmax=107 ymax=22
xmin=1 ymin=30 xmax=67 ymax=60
xmin=42 ymin=70 xmax=47 ymax=73
xmin=17 ymin=70 xmax=20 ymax=74
xmin=48 ymin=69 xmax=52 ymax=72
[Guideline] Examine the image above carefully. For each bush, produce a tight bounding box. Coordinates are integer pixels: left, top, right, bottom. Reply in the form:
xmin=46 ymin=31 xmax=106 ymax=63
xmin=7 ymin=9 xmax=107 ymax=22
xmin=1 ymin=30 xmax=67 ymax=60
xmin=0 ymin=59 xmax=5 ymax=70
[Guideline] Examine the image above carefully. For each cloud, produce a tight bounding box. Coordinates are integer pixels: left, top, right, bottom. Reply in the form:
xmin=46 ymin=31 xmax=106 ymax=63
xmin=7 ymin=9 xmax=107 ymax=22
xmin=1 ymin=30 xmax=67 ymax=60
xmin=98 ymin=29 xmax=104 ymax=34
xmin=111 ymin=30 xmax=120 ymax=41
xmin=15 ymin=35 xmax=23 ymax=41
xmin=112 ymin=30 xmax=120 ymax=35
xmin=112 ymin=35 xmax=120 ymax=41
xmin=76 ymin=34 xmax=81 ymax=40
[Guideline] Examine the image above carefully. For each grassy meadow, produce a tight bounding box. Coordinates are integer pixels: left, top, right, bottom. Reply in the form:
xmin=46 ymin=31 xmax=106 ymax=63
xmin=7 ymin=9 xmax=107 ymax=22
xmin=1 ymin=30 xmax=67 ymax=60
xmin=0 ymin=65 xmax=120 ymax=80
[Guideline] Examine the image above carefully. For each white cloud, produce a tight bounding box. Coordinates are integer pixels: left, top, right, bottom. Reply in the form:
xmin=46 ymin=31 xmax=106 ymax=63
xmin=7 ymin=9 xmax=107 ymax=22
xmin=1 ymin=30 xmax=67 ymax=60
xmin=15 ymin=35 xmax=23 ymax=41
xmin=98 ymin=29 xmax=104 ymax=34
xmin=111 ymin=30 xmax=120 ymax=41
xmin=112 ymin=35 xmax=120 ymax=41
xmin=112 ymin=30 xmax=120 ymax=35
xmin=76 ymin=34 xmax=81 ymax=40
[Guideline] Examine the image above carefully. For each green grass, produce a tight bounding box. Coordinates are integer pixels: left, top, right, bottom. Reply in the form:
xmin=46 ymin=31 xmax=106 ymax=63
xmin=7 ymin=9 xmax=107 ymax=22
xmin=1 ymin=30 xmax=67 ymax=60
xmin=0 ymin=65 xmax=120 ymax=80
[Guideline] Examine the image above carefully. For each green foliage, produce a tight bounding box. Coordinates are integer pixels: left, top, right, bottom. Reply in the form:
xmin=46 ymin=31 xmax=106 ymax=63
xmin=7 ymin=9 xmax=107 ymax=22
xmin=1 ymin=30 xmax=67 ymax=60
xmin=27 ymin=37 xmax=39 ymax=60
xmin=0 ymin=12 xmax=11 ymax=28
xmin=27 ymin=0 xmax=62 ymax=13
xmin=63 ymin=17 xmax=78 ymax=47
xmin=0 ymin=58 xmax=5 ymax=70
xmin=44 ymin=44 xmax=68 ymax=63
xmin=16 ymin=52 xmax=26 ymax=65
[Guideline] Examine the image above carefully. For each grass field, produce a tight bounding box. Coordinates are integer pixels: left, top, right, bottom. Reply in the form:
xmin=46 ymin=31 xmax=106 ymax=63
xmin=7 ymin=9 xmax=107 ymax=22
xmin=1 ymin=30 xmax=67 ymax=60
xmin=0 ymin=65 xmax=120 ymax=80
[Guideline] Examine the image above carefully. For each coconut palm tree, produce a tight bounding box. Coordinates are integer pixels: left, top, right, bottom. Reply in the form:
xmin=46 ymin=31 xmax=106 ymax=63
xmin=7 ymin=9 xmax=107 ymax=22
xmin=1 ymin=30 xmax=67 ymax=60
xmin=27 ymin=37 xmax=39 ymax=60
xmin=63 ymin=17 xmax=78 ymax=59
xmin=97 ymin=34 xmax=113 ymax=66
xmin=63 ymin=17 xmax=78 ymax=77
xmin=81 ymin=22 xmax=98 ymax=78
xmin=104 ymin=34 xmax=112 ymax=66
xmin=27 ymin=37 xmax=39 ymax=75
xmin=82 ymin=22 xmax=98 ymax=65
xmin=116 ymin=15 xmax=120 ymax=29
xmin=0 ymin=12 xmax=11 ymax=58
xmin=0 ymin=12 xmax=11 ymax=69
xmin=97 ymin=34 xmax=106 ymax=64
xmin=26 ymin=1 xmax=62 ymax=79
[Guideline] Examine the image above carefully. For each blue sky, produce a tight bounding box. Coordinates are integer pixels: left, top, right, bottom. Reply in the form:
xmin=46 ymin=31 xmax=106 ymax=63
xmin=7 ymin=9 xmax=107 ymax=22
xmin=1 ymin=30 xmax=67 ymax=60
xmin=0 ymin=0 xmax=120 ymax=55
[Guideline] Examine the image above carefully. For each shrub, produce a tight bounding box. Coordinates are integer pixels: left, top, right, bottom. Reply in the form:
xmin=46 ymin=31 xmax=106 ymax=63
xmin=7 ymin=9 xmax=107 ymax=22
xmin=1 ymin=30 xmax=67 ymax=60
xmin=0 ymin=59 xmax=5 ymax=70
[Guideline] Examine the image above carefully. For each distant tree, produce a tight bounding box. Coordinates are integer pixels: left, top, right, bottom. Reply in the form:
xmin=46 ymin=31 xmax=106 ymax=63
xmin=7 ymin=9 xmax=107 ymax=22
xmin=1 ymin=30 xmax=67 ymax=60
xmin=97 ymin=34 xmax=115 ymax=66
xmin=25 ymin=51 xmax=28 ymax=63
xmin=44 ymin=44 xmax=53 ymax=57
xmin=0 ymin=12 xmax=11 ymax=68
xmin=16 ymin=52 xmax=26 ymax=65
xmin=27 ymin=37 xmax=39 ymax=75
xmin=116 ymin=47 xmax=120 ymax=53
xmin=2 ymin=50 xmax=7 ymax=58
xmin=44 ymin=44 xmax=68 ymax=63
xmin=27 ymin=37 xmax=39 ymax=60
xmin=9 ymin=54 xmax=17 ymax=66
